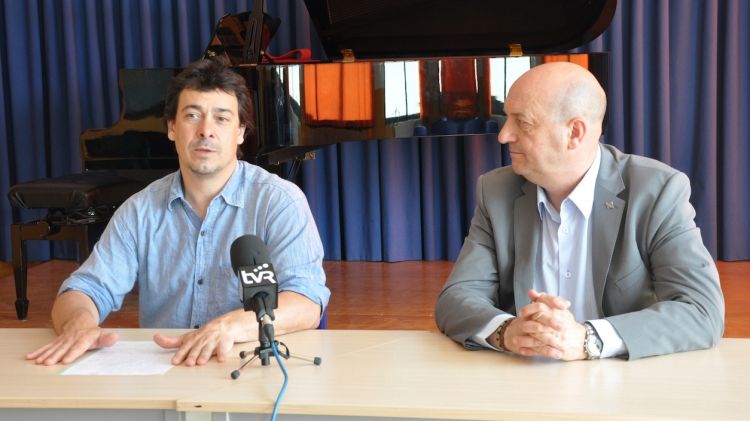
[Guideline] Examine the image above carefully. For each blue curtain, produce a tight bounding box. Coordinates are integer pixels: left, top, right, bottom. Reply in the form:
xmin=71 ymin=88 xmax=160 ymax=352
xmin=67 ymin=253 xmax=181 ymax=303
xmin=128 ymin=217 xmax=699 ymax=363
xmin=0 ymin=0 xmax=319 ymax=262
xmin=303 ymin=0 xmax=750 ymax=261
xmin=576 ymin=0 xmax=749 ymax=261
xmin=1 ymin=0 xmax=748 ymax=263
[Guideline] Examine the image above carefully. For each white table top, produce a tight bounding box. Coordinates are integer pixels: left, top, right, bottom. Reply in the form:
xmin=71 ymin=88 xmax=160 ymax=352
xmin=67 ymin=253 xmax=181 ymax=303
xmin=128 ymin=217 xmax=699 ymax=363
xmin=1 ymin=328 xmax=747 ymax=420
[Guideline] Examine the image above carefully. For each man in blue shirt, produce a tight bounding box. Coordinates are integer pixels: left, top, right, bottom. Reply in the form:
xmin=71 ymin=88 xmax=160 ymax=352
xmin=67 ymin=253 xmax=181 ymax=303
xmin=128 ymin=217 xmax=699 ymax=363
xmin=27 ymin=57 xmax=330 ymax=366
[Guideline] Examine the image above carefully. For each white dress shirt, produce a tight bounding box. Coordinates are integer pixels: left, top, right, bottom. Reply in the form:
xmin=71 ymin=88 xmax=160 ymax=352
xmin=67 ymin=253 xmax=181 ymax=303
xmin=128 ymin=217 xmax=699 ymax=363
xmin=474 ymin=149 xmax=626 ymax=358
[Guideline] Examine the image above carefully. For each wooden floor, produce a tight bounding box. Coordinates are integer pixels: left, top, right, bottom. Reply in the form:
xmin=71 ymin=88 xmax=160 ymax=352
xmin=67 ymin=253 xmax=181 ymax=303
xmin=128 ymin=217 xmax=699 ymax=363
xmin=0 ymin=260 xmax=748 ymax=337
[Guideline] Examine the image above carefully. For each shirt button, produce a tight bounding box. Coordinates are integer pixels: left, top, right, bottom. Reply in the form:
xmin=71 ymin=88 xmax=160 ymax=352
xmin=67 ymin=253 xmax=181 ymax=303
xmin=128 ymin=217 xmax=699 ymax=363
xmin=197 ymin=279 xmax=204 ymax=285
xmin=200 ymin=230 xmax=206 ymax=236
xmin=565 ymin=271 xmax=572 ymax=279
xmin=562 ymin=226 xmax=569 ymax=234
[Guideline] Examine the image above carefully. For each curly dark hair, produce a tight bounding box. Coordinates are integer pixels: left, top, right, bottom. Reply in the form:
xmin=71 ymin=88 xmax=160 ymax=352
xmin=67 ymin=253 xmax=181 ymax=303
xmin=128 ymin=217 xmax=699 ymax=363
xmin=163 ymin=56 xmax=254 ymax=139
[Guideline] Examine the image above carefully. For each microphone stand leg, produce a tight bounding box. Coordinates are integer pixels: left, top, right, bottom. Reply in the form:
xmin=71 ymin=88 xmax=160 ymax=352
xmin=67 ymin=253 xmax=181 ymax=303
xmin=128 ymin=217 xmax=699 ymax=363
xmin=286 ymin=350 xmax=322 ymax=365
xmin=273 ymin=341 xmax=322 ymax=365
xmin=230 ymin=320 xmax=322 ymax=379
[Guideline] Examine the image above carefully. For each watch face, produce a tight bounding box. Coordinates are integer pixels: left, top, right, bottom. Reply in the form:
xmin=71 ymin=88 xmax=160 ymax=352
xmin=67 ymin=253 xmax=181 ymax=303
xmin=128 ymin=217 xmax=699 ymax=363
xmin=585 ymin=325 xmax=602 ymax=358
xmin=587 ymin=338 xmax=601 ymax=355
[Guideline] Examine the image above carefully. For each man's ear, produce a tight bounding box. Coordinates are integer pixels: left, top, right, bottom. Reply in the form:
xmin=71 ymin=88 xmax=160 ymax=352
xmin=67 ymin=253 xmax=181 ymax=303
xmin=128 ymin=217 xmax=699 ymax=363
xmin=167 ymin=120 xmax=176 ymax=142
xmin=567 ymin=118 xmax=587 ymax=150
xmin=237 ymin=125 xmax=246 ymax=145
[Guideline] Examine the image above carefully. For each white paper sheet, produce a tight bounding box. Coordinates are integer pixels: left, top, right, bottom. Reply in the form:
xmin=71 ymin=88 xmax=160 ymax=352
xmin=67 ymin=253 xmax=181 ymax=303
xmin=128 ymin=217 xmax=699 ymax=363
xmin=60 ymin=341 xmax=174 ymax=375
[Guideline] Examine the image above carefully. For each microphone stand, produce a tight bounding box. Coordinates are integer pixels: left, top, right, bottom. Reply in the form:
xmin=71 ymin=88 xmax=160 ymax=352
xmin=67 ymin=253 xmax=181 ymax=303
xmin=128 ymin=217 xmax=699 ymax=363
xmin=231 ymin=295 xmax=322 ymax=379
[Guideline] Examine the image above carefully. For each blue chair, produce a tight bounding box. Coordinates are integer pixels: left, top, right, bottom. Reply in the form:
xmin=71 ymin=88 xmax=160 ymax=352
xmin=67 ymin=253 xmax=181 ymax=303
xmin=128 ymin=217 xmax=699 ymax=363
xmin=318 ymin=311 xmax=328 ymax=329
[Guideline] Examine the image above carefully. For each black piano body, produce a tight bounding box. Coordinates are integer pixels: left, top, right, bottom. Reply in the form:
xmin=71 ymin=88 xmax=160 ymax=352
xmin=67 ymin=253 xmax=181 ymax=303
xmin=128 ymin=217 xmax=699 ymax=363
xmin=83 ymin=0 xmax=616 ymax=168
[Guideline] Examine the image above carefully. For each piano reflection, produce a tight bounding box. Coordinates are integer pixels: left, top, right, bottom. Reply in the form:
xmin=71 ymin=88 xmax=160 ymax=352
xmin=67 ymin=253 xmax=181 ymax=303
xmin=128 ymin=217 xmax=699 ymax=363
xmin=81 ymin=0 xmax=616 ymax=170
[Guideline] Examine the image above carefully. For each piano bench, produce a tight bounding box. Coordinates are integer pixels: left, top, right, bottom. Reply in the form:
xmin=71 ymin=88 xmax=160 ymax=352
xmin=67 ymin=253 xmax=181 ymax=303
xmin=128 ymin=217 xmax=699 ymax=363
xmin=7 ymin=171 xmax=148 ymax=320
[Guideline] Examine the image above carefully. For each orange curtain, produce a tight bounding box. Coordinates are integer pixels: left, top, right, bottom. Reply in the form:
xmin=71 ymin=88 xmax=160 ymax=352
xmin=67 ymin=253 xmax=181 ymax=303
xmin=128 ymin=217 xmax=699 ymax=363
xmin=303 ymin=62 xmax=374 ymax=127
xmin=440 ymin=59 xmax=480 ymax=120
xmin=543 ymin=54 xmax=589 ymax=69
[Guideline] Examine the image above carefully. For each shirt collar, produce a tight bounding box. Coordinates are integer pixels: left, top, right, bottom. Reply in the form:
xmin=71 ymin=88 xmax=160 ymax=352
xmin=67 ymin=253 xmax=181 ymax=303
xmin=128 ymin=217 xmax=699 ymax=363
xmin=220 ymin=161 xmax=246 ymax=208
xmin=166 ymin=161 xmax=246 ymax=211
xmin=167 ymin=171 xmax=185 ymax=211
xmin=536 ymin=147 xmax=601 ymax=220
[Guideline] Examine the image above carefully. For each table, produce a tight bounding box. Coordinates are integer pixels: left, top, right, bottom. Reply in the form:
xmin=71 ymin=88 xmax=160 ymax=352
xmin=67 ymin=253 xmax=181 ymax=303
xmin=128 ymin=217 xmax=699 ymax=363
xmin=0 ymin=329 xmax=747 ymax=420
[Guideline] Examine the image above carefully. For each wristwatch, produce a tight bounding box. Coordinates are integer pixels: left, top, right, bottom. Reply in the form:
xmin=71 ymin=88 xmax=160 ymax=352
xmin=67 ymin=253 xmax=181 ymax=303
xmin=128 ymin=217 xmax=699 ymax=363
xmin=583 ymin=322 xmax=603 ymax=360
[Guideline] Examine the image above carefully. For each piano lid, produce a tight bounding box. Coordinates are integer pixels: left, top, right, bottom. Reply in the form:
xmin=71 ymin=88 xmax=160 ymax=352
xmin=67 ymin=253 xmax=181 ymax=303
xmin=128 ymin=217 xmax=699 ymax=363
xmin=305 ymin=0 xmax=617 ymax=60
xmin=86 ymin=2 xmax=617 ymax=171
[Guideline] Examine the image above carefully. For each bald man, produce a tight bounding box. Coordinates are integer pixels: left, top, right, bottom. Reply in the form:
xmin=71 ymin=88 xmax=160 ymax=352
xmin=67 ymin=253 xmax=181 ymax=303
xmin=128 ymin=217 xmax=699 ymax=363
xmin=435 ymin=62 xmax=724 ymax=361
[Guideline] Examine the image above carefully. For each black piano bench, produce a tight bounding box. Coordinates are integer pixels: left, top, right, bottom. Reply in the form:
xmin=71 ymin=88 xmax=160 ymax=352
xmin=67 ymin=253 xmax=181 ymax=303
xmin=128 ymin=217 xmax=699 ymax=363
xmin=7 ymin=171 xmax=147 ymax=320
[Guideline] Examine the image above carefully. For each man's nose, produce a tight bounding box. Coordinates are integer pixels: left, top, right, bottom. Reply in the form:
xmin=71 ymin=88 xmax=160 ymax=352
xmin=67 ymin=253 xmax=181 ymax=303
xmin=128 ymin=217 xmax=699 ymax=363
xmin=497 ymin=124 xmax=512 ymax=144
xmin=199 ymin=118 xmax=216 ymax=138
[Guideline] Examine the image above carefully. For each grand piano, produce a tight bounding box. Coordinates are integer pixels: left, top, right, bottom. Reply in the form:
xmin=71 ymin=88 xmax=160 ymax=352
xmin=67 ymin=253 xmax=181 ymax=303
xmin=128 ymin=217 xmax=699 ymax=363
xmin=82 ymin=0 xmax=616 ymax=169
xmin=8 ymin=0 xmax=616 ymax=320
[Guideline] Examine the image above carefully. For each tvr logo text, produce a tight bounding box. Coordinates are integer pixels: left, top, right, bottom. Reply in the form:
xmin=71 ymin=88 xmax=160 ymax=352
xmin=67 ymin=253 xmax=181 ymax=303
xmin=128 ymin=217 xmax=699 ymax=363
xmin=240 ymin=263 xmax=277 ymax=285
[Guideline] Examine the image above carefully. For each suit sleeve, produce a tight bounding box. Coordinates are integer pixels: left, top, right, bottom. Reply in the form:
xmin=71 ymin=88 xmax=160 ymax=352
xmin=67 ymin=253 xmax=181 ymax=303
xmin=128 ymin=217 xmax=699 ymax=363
xmin=435 ymin=173 xmax=512 ymax=349
xmin=606 ymin=171 xmax=725 ymax=359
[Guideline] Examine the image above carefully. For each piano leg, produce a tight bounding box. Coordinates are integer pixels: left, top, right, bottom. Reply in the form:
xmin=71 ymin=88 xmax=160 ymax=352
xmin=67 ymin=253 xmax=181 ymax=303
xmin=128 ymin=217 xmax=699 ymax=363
xmin=10 ymin=223 xmax=29 ymax=320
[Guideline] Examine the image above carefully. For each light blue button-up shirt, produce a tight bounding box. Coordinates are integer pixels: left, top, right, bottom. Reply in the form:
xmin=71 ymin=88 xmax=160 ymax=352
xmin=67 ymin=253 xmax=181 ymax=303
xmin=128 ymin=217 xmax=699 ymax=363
xmin=60 ymin=161 xmax=330 ymax=328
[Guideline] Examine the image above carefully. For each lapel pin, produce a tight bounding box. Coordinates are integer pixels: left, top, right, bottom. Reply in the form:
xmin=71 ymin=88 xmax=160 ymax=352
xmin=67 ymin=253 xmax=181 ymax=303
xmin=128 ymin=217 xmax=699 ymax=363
xmin=605 ymin=201 xmax=615 ymax=209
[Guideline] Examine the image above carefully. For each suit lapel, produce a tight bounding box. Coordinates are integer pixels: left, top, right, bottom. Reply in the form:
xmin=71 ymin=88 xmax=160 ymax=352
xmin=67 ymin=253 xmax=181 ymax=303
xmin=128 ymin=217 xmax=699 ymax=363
xmin=591 ymin=145 xmax=626 ymax=316
xmin=513 ymin=181 xmax=540 ymax=310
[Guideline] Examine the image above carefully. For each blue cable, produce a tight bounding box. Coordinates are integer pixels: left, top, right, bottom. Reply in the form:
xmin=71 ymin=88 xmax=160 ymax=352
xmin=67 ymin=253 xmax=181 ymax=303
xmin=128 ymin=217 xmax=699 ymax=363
xmin=270 ymin=340 xmax=289 ymax=421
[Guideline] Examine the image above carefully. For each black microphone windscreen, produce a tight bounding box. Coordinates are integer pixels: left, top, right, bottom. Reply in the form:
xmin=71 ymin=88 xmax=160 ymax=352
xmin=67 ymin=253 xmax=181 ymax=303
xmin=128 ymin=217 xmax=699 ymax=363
xmin=230 ymin=234 xmax=271 ymax=273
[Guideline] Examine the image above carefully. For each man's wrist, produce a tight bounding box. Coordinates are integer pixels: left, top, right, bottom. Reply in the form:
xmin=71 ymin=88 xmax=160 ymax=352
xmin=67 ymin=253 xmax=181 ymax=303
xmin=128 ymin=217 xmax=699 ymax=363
xmin=487 ymin=317 xmax=515 ymax=351
xmin=204 ymin=309 xmax=253 ymax=341
xmin=583 ymin=322 xmax=603 ymax=360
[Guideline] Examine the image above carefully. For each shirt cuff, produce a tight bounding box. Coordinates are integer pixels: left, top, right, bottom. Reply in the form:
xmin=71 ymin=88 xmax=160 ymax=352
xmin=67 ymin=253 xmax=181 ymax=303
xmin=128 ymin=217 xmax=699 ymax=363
xmin=588 ymin=319 xmax=628 ymax=358
xmin=471 ymin=314 xmax=515 ymax=350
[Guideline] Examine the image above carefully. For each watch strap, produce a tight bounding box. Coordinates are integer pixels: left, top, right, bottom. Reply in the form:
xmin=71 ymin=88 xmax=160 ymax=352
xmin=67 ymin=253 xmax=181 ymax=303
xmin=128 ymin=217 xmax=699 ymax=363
xmin=489 ymin=317 xmax=514 ymax=351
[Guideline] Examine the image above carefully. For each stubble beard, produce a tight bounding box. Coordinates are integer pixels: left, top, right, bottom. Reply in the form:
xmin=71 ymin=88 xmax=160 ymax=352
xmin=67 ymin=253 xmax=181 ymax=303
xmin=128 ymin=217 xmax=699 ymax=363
xmin=188 ymin=161 xmax=220 ymax=176
xmin=186 ymin=138 xmax=227 ymax=176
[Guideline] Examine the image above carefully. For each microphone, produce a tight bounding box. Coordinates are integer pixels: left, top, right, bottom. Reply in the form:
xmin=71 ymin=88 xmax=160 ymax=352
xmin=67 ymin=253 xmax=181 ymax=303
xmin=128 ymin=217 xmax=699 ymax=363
xmin=229 ymin=235 xmax=322 ymax=379
xmin=230 ymin=235 xmax=279 ymax=335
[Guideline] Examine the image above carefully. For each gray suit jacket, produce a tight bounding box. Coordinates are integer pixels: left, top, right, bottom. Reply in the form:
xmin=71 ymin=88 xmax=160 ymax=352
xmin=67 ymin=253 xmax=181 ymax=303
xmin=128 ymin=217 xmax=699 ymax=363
xmin=435 ymin=144 xmax=725 ymax=360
